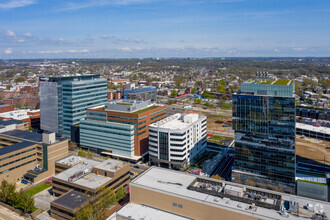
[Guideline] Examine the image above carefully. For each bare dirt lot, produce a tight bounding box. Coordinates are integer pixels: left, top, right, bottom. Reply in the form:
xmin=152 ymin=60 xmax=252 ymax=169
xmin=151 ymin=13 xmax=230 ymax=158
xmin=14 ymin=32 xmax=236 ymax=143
xmin=296 ymin=136 xmax=330 ymax=165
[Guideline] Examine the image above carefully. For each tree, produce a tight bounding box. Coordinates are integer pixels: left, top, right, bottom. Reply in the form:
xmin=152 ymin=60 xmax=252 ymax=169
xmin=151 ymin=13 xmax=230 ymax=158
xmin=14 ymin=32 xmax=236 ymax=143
xmin=35 ymin=102 xmax=40 ymax=109
xmin=194 ymin=98 xmax=201 ymax=104
xmin=14 ymin=77 xmax=26 ymax=83
xmin=28 ymin=126 xmax=33 ymax=131
xmin=170 ymin=90 xmax=177 ymax=97
xmin=6 ymin=85 xmax=11 ymax=90
xmin=211 ymin=175 xmax=224 ymax=180
xmin=75 ymin=187 xmax=122 ymax=220
xmin=202 ymin=90 xmax=214 ymax=99
xmin=191 ymin=87 xmax=196 ymax=94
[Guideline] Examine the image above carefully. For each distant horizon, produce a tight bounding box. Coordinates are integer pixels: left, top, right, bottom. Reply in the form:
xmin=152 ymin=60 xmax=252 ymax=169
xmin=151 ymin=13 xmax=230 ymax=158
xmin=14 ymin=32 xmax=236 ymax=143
xmin=1 ymin=0 xmax=329 ymax=58
xmin=1 ymin=56 xmax=330 ymax=60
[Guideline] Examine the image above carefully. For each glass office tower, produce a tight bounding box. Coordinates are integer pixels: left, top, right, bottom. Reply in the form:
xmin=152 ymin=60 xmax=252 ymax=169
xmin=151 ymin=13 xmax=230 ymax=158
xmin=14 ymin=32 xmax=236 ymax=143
xmin=40 ymin=74 xmax=107 ymax=137
xmin=232 ymin=78 xmax=296 ymax=193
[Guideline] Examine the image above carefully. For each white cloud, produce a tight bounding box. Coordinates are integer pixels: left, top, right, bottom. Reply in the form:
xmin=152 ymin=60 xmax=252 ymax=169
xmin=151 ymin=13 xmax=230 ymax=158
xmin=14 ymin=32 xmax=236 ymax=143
xmin=274 ymin=48 xmax=279 ymax=52
xmin=67 ymin=49 xmax=89 ymax=53
xmin=38 ymin=50 xmax=63 ymax=54
xmin=23 ymin=32 xmax=32 ymax=37
xmin=120 ymin=47 xmax=132 ymax=51
xmin=63 ymin=0 xmax=152 ymax=11
xmin=5 ymin=30 xmax=15 ymax=37
xmin=0 ymin=0 xmax=37 ymax=9
xmin=4 ymin=48 xmax=13 ymax=54
xmin=58 ymin=38 xmax=65 ymax=42
xmin=100 ymin=34 xmax=111 ymax=39
xmin=292 ymin=47 xmax=304 ymax=51
xmin=115 ymin=38 xmax=143 ymax=43
xmin=17 ymin=39 xmax=25 ymax=43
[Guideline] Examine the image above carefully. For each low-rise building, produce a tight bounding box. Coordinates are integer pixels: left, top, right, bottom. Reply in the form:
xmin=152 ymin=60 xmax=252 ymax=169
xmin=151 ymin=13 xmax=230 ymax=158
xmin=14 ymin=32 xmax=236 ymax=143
xmin=123 ymin=84 xmax=157 ymax=101
xmin=0 ymin=119 xmax=29 ymax=132
xmin=0 ymin=130 xmax=68 ymax=184
xmin=51 ymin=156 xmax=130 ymax=219
xmin=0 ymin=104 xmax=14 ymax=113
xmin=149 ymin=113 xmax=207 ymax=169
xmin=129 ymin=167 xmax=330 ymax=220
xmin=52 ymin=155 xmax=130 ymax=196
xmin=0 ymin=109 xmax=40 ymax=129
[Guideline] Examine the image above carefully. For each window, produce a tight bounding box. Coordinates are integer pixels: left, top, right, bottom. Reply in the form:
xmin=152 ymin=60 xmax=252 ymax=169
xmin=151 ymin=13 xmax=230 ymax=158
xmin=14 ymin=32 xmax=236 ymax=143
xmin=178 ymin=204 xmax=183 ymax=208
xmin=172 ymin=202 xmax=177 ymax=207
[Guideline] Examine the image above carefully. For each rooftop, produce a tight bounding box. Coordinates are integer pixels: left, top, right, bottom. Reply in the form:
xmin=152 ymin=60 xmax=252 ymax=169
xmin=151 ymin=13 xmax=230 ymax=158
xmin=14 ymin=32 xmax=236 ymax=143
xmin=246 ymin=79 xmax=294 ymax=85
xmin=0 ymin=119 xmax=26 ymax=126
xmin=150 ymin=113 xmax=205 ymax=130
xmin=56 ymin=155 xmax=97 ymax=167
xmin=94 ymin=159 xmax=126 ymax=172
xmin=54 ymin=157 xmax=123 ymax=190
xmin=0 ymin=141 xmax=36 ymax=155
xmin=0 ymin=130 xmax=66 ymax=143
xmin=111 ymin=203 xmax=191 ymax=220
xmin=52 ymin=190 xmax=89 ymax=211
xmin=131 ymin=167 xmax=330 ymax=220
xmin=296 ymin=123 xmax=330 ymax=135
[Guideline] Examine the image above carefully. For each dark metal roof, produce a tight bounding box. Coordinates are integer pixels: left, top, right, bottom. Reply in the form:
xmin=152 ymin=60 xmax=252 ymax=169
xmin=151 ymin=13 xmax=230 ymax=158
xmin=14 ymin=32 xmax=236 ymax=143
xmin=0 ymin=119 xmax=26 ymax=126
xmin=24 ymin=173 xmax=37 ymax=179
xmin=52 ymin=190 xmax=89 ymax=211
xmin=0 ymin=141 xmax=36 ymax=155
xmin=0 ymin=130 xmax=42 ymax=143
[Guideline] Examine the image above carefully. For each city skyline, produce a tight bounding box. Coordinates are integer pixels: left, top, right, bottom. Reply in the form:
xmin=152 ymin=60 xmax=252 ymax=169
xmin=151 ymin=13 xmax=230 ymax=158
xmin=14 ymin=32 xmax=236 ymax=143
xmin=1 ymin=0 xmax=330 ymax=58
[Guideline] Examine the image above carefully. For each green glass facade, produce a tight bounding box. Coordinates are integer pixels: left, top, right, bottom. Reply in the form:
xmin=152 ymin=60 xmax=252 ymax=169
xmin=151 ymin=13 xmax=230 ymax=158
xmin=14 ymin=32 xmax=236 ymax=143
xmin=232 ymin=81 xmax=296 ymax=193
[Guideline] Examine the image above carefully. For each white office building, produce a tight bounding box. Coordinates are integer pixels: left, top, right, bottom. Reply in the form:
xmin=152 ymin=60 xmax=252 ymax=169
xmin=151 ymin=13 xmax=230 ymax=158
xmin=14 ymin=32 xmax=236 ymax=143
xmin=149 ymin=113 xmax=207 ymax=169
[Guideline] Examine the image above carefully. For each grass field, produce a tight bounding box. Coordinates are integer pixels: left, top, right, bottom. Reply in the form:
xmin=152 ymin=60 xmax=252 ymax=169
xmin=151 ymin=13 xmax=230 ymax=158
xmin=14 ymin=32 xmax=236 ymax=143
xmin=220 ymin=103 xmax=232 ymax=110
xmin=25 ymin=183 xmax=51 ymax=197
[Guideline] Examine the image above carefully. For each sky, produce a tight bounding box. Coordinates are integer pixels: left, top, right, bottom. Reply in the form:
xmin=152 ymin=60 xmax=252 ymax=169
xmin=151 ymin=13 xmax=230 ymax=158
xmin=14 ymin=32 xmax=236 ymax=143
xmin=0 ymin=0 xmax=330 ymax=58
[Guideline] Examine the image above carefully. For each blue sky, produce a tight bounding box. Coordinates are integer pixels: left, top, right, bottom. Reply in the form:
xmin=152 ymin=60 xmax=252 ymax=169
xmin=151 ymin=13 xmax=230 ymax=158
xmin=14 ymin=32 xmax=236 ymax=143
xmin=0 ymin=0 xmax=329 ymax=58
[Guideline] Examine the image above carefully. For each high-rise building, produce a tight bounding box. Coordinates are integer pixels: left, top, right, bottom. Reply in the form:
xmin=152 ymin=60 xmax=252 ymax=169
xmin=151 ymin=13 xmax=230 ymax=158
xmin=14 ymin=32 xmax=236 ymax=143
xmin=149 ymin=113 xmax=207 ymax=169
xmin=40 ymin=74 xmax=107 ymax=137
xmin=79 ymin=99 xmax=166 ymax=160
xmin=232 ymin=77 xmax=296 ymax=193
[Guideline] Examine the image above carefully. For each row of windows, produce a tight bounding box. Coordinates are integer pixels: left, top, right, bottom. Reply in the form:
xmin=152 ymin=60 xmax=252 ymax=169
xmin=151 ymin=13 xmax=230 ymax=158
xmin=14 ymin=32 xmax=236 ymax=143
xmin=170 ymin=143 xmax=186 ymax=147
xmin=0 ymin=147 xmax=36 ymax=161
xmin=170 ymin=138 xmax=185 ymax=142
xmin=0 ymin=153 xmax=36 ymax=168
xmin=0 ymin=159 xmax=36 ymax=174
xmin=170 ymin=132 xmax=186 ymax=136
xmin=150 ymin=109 xmax=166 ymax=116
xmin=151 ymin=113 xmax=166 ymax=121
xmin=170 ymin=153 xmax=186 ymax=157
xmin=107 ymin=114 xmax=146 ymax=121
xmin=108 ymin=119 xmax=146 ymax=126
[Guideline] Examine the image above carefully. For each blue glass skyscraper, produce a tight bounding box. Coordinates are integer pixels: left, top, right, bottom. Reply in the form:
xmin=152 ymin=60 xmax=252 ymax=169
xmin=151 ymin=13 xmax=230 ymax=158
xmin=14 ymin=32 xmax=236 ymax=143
xmin=232 ymin=77 xmax=296 ymax=193
xmin=40 ymin=74 xmax=107 ymax=137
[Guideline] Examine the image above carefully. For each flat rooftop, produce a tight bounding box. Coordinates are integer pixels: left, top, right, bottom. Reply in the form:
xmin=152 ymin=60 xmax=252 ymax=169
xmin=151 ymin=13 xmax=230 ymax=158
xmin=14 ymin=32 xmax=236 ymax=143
xmin=0 ymin=141 xmax=36 ymax=155
xmin=56 ymin=155 xmax=98 ymax=167
xmin=246 ymin=79 xmax=294 ymax=85
xmin=0 ymin=130 xmax=67 ymax=143
xmin=111 ymin=203 xmax=191 ymax=220
xmin=296 ymin=123 xmax=330 ymax=135
xmin=0 ymin=119 xmax=26 ymax=126
xmin=150 ymin=113 xmax=205 ymax=130
xmin=94 ymin=159 xmax=126 ymax=172
xmin=52 ymin=190 xmax=89 ymax=211
xmin=54 ymin=157 xmax=122 ymax=189
xmin=131 ymin=167 xmax=330 ymax=220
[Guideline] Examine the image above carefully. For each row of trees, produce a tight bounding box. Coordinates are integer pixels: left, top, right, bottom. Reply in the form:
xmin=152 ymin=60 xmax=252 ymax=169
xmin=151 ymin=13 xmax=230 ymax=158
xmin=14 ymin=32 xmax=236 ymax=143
xmin=0 ymin=180 xmax=35 ymax=213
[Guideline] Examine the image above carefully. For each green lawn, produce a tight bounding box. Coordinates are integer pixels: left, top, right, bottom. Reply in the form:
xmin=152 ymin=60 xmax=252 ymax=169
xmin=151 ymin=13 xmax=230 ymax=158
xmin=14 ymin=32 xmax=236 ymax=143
xmin=212 ymin=137 xmax=224 ymax=141
xmin=220 ymin=103 xmax=232 ymax=110
xmin=31 ymin=206 xmax=38 ymax=213
xmin=133 ymin=105 xmax=160 ymax=114
xmin=25 ymin=183 xmax=51 ymax=197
